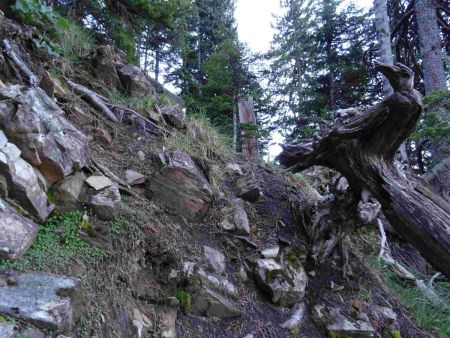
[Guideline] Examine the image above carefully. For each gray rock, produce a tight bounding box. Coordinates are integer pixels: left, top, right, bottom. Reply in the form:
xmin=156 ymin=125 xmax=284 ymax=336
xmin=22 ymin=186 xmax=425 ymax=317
xmin=261 ymin=246 xmax=280 ymax=259
xmin=54 ymin=171 xmax=86 ymax=212
xmin=423 ymin=157 xmax=450 ymax=200
xmin=0 ymin=133 xmax=52 ymax=221
xmin=236 ymin=172 xmax=261 ymax=202
xmin=93 ymin=45 xmax=126 ymax=89
xmin=125 ymin=170 xmax=145 ymax=186
xmin=280 ymin=302 xmax=306 ymax=329
xmin=161 ymin=105 xmax=185 ymax=128
xmin=0 ymin=85 xmax=89 ymax=186
xmin=0 ymin=199 xmax=38 ymax=260
xmin=88 ymin=184 xmax=121 ymax=221
xmin=160 ymin=306 xmax=177 ymax=338
xmin=225 ymin=163 xmax=243 ymax=175
xmin=203 ymin=246 xmax=226 ymax=275
xmin=118 ymin=64 xmax=155 ymax=98
xmin=358 ymin=200 xmax=381 ymax=224
xmin=312 ymin=305 xmax=375 ymax=338
xmin=85 ymin=175 xmax=114 ymax=191
xmin=0 ymin=322 xmax=19 ymax=338
xmin=220 ymin=198 xmax=250 ymax=235
xmin=147 ymin=150 xmax=212 ymax=221
xmin=190 ymin=287 xmax=242 ymax=319
xmin=254 ymin=259 xmax=307 ymax=307
xmin=0 ymin=271 xmax=80 ymax=332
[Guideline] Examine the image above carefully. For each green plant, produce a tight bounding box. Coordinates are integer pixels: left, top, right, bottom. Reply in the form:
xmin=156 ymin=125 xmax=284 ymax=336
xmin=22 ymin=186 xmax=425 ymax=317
xmin=0 ymin=211 xmax=106 ymax=271
xmin=176 ymin=289 xmax=191 ymax=315
xmin=391 ymin=330 xmax=402 ymax=338
xmin=369 ymin=258 xmax=450 ymax=337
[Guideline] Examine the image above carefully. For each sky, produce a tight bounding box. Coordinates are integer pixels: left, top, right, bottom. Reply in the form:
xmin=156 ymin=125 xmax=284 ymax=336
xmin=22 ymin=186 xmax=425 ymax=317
xmin=235 ymin=0 xmax=373 ymax=159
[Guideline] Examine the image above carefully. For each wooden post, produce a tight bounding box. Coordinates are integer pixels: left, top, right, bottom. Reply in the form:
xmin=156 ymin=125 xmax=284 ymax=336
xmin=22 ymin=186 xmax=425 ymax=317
xmin=238 ymin=96 xmax=258 ymax=160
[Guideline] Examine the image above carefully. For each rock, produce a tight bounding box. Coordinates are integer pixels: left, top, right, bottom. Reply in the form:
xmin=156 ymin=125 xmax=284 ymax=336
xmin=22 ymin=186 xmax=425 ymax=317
xmin=190 ymin=286 xmax=242 ymax=319
xmin=280 ymin=302 xmax=306 ymax=329
xmin=125 ymin=170 xmax=146 ymax=186
xmin=21 ymin=328 xmax=48 ymax=338
xmin=147 ymin=150 xmax=212 ymax=221
xmin=238 ymin=265 xmax=249 ymax=282
xmin=378 ymin=306 xmax=397 ymax=325
xmin=358 ymin=199 xmax=381 ymax=224
xmin=225 ymin=163 xmax=243 ymax=175
xmin=220 ymin=198 xmax=250 ymax=235
xmin=236 ymin=172 xmax=261 ymax=202
xmin=93 ymin=45 xmax=126 ymax=89
xmin=118 ymin=64 xmax=155 ymax=98
xmin=312 ymin=305 xmax=375 ymax=338
xmin=423 ymin=157 xmax=450 ymax=200
xmin=0 ymin=271 xmax=80 ymax=332
xmin=0 ymin=132 xmax=52 ymax=221
xmin=203 ymin=246 xmax=226 ymax=275
xmin=85 ymin=175 xmax=115 ymax=191
xmin=160 ymin=307 xmax=177 ymax=338
xmin=0 ymin=322 xmax=19 ymax=338
xmin=161 ymin=105 xmax=185 ymax=128
xmin=254 ymin=259 xmax=307 ymax=307
xmin=0 ymin=85 xmax=89 ymax=186
xmin=0 ymin=199 xmax=38 ymax=260
xmin=88 ymin=184 xmax=121 ymax=221
xmin=53 ymin=171 xmax=86 ymax=212
xmin=261 ymin=246 xmax=280 ymax=259
xmin=137 ymin=151 xmax=145 ymax=161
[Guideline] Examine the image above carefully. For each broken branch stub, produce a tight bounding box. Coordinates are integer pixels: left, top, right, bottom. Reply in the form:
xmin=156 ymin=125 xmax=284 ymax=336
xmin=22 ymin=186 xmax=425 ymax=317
xmin=278 ymin=62 xmax=450 ymax=278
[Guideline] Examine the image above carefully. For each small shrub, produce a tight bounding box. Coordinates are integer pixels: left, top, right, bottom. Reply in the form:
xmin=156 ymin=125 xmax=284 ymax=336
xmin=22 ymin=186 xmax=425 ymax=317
xmin=0 ymin=211 xmax=106 ymax=271
xmin=176 ymin=289 xmax=191 ymax=315
xmin=391 ymin=330 xmax=402 ymax=338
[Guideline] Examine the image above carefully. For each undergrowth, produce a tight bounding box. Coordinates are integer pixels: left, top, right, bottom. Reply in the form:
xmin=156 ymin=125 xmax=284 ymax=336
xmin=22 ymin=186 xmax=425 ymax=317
xmin=0 ymin=211 xmax=107 ymax=271
xmin=369 ymin=257 xmax=450 ymax=337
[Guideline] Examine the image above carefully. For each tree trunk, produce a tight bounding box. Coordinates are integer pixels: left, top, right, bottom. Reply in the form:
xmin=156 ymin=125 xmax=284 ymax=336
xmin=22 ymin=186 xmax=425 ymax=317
xmin=373 ymin=0 xmax=394 ymax=97
xmin=278 ymin=62 xmax=450 ymax=278
xmin=155 ymin=50 xmax=160 ymax=83
xmin=415 ymin=0 xmax=447 ymax=94
xmin=232 ymin=90 xmax=238 ymax=151
xmin=238 ymin=96 xmax=258 ymax=160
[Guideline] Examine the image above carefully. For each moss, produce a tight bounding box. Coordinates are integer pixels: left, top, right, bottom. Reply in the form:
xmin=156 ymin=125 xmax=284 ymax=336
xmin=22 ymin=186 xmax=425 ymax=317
xmin=176 ymin=289 xmax=191 ymax=315
xmin=391 ymin=330 xmax=402 ymax=338
xmin=46 ymin=188 xmax=58 ymax=203
xmin=285 ymin=247 xmax=301 ymax=267
xmin=328 ymin=332 xmax=351 ymax=338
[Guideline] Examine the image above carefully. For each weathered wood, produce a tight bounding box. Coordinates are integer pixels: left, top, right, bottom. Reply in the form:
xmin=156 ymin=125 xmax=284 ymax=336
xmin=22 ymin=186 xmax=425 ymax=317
xmin=238 ymin=96 xmax=258 ymax=160
xmin=278 ymin=62 xmax=450 ymax=278
xmin=66 ymin=79 xmax=118 ymax=122
xmin=2 ymin=39 xmax=38 ymax=87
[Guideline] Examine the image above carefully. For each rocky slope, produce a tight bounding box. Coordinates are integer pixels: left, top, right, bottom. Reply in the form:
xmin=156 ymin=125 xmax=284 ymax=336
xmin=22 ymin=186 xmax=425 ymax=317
xmin=0 ymin=10 xmax=445 ymax=338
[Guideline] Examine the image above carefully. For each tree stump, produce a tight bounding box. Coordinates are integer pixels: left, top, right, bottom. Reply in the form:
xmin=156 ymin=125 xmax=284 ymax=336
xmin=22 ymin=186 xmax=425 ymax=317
xmin=238 ymin=96 xmax=258 ymax=160
xmin=278 ymin=62 xmax=450 ymax=278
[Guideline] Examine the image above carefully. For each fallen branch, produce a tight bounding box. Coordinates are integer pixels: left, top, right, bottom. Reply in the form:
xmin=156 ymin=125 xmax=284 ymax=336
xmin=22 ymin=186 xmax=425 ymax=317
xmin=2 ymin=39 xmax=38 ymax=87
xmin=66 ymin=79 xmax=118 ymax=122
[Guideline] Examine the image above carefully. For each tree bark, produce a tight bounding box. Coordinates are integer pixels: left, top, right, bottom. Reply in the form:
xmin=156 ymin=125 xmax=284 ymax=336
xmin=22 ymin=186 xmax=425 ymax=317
xmin=278 ymin=62 xmax=450 ymax=278
xmin=373 ymin=0 xmax=394 ymax=97
xmin=415 ymin=0 xmax=447 ymax=93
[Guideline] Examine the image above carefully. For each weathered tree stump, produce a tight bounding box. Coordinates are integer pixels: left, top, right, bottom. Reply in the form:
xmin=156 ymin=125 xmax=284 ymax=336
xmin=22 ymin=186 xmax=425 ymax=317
xmin=278 ymin=62 xmax=450 ymax=278
xmin=238 ymin=96 xmax=259 ymax=160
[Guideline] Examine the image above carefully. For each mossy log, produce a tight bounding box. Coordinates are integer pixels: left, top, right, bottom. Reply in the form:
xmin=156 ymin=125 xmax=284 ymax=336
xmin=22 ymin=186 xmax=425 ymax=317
xmin=278 ymin=62 xmax=450 ymax=278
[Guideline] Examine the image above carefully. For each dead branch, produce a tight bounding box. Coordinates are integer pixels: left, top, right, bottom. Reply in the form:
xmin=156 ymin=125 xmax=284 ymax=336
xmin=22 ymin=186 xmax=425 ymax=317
xmin=2 ymin=39 xmax=38 ymax=87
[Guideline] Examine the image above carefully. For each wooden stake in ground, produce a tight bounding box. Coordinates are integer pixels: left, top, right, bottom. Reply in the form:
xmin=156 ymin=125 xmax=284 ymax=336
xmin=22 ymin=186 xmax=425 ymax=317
xmin=238 ymin=96 xmax=258 ymax=160
xmin=278 ymin=62 xmax=450 ymax=278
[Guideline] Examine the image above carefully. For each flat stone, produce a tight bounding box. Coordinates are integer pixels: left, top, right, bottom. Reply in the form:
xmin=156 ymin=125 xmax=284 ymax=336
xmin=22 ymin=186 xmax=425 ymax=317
xmin=0 ymin=85 xmax=89 ymax=186
xmin=0 ymin=271 xmax=80 ymax=332
xmin=220 ymin=198 xmax=250 ymax=235
xmin=147 ymin=150 xmax=212 ymax=221
xmin=88 ymin=184 xmax=121 ymax=221
xmin=203 ymin=246 xmax=226 ymax=275
xmin=312 ymin=305 xmax=375 ymax=338
xmin=125 ymin=169 xmax=145 ymax=186
xmin=190 ymin=287 xmax=242 ymax=319
xmin=0 ymin=199 xmax=38 ymax=260
xmin=261 ymin=246 xmax=280 ymax=259
xmin=85 ymin=176 xmax=114 ymax=191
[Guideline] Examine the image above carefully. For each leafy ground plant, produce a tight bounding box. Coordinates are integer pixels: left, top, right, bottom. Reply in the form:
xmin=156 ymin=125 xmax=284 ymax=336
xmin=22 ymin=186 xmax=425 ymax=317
xmin=0 ymin=211 xmax=106 ymax=271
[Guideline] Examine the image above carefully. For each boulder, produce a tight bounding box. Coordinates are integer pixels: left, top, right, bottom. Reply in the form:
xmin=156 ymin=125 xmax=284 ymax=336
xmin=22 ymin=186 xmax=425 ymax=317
xmin=220 ymin=198 xmax=250 ymax=235
xmin=161 ymin=105 xmax=185 ymax=128
xmin=236 ymin=172 xmax=261 ymax=202
xmin=0 ymin=132 xmax=52 ymax=221
xmin=312 ymin=305 xmax=375 ymax=338
xmin=125 ymin=169 xmax=145 ymax=186
xmin=118 ymin=64 xmax=155 ymax=98
xmin=93 ymin=45 xmax=126 ymax=89
xmin=53 ymin=171 xmax=86 ymax=212
xmin=190 ymin=286 xmax=242 ymax=319
xmin=254 ymin=258 xmax=307 ymax=307
xmin=203 ymin=246 xmax=226 ymax=275
xmin=0 ymin=271 xmax=80 ymax=332
xmin=88 ymin=184 xmax=121 ymax=221
xmin=147 ymin=150 xmax=212 ymax=221
xmin=0 ymin=85 xmax=89 ymax=185
xmin=85 ymin=175 xmax=114 ymax=191
xmin=0 ymin=198 xmax=38 ymax=260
